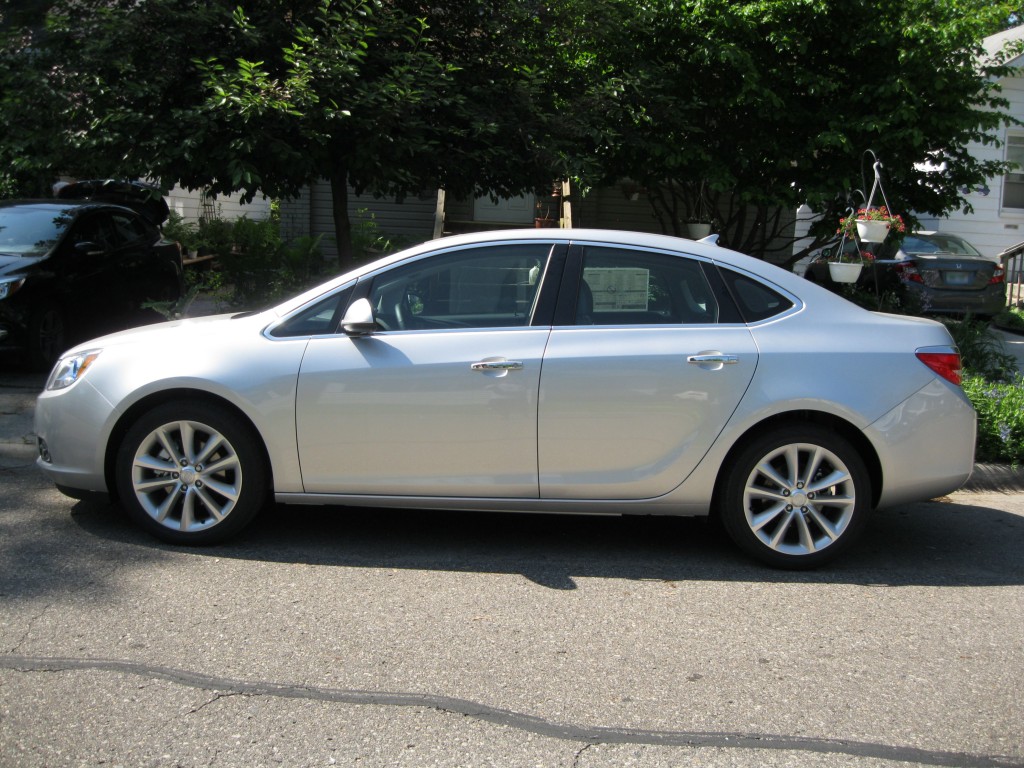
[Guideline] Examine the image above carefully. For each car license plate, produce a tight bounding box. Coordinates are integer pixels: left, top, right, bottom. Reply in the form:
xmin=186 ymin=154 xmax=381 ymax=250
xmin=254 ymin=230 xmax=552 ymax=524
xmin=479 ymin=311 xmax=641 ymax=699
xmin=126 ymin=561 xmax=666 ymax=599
xmin=944 ymin=271 xmax=972 ymax=286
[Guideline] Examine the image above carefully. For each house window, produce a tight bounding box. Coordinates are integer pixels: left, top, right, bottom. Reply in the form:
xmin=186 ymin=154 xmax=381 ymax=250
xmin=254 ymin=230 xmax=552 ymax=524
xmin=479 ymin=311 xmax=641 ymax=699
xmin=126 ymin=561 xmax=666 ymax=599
xmin=1003 ymin=134 xmax=1024 ymax=209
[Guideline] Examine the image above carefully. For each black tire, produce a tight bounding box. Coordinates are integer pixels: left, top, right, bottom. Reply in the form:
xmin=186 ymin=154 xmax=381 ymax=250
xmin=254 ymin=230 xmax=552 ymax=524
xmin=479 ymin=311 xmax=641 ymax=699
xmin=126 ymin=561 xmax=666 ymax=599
xmin=719 ymin=425 xmax=871 ymax=569
xmin=115 ymin=401 xmax=268 ymax=545
xmin=27 ymin=302 xmax=67 ymax=371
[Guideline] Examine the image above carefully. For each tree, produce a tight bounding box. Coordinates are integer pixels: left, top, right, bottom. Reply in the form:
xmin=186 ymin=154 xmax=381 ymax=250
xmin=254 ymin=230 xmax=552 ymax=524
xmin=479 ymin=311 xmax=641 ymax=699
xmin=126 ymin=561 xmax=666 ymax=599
xmin=556 ymin=0 xmax=1023 ymax=265
xmin=0 ymin=0 xmax=562 ymax=266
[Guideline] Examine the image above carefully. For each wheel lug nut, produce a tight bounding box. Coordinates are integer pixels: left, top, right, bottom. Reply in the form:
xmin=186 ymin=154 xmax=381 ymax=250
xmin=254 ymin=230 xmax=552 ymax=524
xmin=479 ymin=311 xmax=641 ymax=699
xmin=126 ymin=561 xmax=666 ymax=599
xmin=172 ymin=472 xmax=179 ymax=479
xmin=195 ymin=480 xmax=204 ymax=489
xmin=785 ymin=504 xmax=793 ymax=511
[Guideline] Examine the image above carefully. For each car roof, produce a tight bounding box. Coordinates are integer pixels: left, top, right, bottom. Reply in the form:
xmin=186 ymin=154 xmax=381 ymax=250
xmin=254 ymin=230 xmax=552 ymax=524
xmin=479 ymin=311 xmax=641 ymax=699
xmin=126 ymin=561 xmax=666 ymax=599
xmin=0 ymin=199 xmax=143 ymax=217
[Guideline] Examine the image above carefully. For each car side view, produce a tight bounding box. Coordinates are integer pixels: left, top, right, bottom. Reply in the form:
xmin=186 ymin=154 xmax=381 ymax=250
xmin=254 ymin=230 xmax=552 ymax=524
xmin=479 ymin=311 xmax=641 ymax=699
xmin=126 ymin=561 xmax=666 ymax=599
xmin=34 ymin=229 xmax=976 ymax=568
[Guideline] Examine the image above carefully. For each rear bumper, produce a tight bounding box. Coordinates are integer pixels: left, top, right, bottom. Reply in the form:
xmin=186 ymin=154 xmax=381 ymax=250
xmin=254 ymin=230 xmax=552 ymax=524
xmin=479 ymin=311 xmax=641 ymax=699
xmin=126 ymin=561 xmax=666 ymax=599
xmin=905 ymin=283 xmax=1006 ymax=317
xmin=866 ymin=378 xmax=977 ymax=507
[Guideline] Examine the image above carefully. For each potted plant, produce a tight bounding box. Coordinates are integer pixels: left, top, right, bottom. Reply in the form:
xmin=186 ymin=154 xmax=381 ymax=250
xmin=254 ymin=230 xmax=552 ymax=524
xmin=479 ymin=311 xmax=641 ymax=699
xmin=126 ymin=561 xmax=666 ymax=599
xmin=839 ymin=206 xmax=905 ymax=244
xmin=827 ymin=248 xmax=875 ymax=283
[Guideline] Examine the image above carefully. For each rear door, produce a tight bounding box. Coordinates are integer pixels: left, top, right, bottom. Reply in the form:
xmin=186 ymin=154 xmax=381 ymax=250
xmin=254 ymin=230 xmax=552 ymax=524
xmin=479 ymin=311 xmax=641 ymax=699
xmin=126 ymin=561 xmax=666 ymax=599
xmin=538 ymin=243 xmax=759 ymax=500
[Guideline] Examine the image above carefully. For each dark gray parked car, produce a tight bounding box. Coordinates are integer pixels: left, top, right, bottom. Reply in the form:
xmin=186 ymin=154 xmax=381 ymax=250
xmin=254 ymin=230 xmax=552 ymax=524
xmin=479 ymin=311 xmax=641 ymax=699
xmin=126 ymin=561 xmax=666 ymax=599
xmin=804 ymin=232 xmax=1006 ymax=317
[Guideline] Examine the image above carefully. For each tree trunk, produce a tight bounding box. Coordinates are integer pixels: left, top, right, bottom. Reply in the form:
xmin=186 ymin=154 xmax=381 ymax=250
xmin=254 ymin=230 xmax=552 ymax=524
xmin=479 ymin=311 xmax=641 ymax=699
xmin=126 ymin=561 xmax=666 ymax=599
xmin=329 ymin=167 xmax=355 ymax=270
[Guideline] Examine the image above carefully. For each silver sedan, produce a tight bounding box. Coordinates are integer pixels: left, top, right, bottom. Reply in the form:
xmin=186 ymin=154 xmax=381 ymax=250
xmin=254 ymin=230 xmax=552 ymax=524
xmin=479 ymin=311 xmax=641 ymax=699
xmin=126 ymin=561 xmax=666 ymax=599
xmin=34 ymin=229 xmax=976 ymax=568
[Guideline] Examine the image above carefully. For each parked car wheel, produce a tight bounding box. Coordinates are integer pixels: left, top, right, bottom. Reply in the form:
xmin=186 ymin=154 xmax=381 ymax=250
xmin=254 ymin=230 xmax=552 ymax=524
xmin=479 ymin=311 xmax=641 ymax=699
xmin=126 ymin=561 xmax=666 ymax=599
xmin=719 ymin=425 xmax=870 ymax=569
xmin=115 ymin=401 xmax=268 ymax=545
xmin=27 ymin=302 xmax=66 ymax=371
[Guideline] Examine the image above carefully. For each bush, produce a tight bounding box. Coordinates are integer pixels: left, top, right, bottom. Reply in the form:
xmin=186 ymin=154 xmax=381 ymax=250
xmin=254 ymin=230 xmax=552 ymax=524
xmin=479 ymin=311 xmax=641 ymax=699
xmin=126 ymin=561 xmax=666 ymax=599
xmin=962 ymin=373 xmax=1024 ymax=465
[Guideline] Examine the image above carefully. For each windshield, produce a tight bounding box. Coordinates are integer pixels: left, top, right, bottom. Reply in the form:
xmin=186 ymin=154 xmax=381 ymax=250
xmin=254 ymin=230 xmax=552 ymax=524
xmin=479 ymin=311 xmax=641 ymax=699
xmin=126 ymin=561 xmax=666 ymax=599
xmin=0 ymin=205 xmax=75 ymax=256
xmin=902 ymin=233 xmax=983 ymax=257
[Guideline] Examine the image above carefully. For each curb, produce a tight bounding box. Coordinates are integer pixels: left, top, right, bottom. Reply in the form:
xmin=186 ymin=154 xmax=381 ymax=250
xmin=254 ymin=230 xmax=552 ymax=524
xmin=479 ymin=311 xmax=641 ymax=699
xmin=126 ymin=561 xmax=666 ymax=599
xmin=960 ymin=463 xmax=1024 ymax=493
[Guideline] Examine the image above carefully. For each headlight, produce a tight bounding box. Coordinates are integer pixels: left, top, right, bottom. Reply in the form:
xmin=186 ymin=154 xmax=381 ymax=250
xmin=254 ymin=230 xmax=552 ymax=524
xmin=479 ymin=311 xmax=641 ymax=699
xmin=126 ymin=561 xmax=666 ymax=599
xmin=46 ymin=350 xmax=102 ymax=391
xmin=0 ymin=278 xmax=26 ymax=300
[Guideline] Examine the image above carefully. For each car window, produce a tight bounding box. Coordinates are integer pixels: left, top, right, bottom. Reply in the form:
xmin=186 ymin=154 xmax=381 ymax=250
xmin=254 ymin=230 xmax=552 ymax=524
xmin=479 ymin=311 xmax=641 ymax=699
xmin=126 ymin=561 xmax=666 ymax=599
xmin=718 ymin=268 xmax=793 ymax=322
xmin=0 ymin=206 xmax=72 ymax=256
xmin=269 ymin=285 xmax=354 ymax=338
xmin=109 ymin=212 xmax=150 ymax=247
xmin=70 ymin=215 xmax=116 ymax=252
xmin=575 ymin=246 xmax=718 ymax=325
xmin=367 ymin=244 xmax=551 ymax=330
xmin=903 ymin=234 xmax=982 ymax=257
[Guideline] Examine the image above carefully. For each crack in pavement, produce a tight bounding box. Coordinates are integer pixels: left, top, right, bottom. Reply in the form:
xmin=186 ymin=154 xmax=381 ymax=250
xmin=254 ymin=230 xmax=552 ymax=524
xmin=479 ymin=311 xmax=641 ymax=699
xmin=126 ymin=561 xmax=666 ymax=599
xmin=1 ymin=654 xmax=1021 ymax=767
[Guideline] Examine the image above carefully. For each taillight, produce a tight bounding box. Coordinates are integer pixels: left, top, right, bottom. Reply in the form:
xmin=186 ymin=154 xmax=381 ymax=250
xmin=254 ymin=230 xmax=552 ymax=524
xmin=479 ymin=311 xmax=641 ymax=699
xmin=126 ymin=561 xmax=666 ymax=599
xmin=894 ymin=262 xmax=923 ymax=283
xmin=989 ymin=265 xmax=1005 ymax=285
xmin=916 ymin=351 xmax=962 ymax=385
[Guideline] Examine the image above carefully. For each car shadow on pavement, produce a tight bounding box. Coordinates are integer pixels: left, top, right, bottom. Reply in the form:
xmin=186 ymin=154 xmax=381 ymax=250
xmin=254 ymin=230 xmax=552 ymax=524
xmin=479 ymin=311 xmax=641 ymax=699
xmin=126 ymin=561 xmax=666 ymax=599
xmin=60 ymin=494 xmax=1024 ymax=590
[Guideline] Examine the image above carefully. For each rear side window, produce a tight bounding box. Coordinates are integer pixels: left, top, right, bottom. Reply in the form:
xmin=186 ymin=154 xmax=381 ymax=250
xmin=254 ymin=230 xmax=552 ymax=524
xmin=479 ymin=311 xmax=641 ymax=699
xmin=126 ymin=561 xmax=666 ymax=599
xmin=719 ymin=268 xmax=793 ymax=322
xmin=576 ymin=246 xmax=719 ymax=325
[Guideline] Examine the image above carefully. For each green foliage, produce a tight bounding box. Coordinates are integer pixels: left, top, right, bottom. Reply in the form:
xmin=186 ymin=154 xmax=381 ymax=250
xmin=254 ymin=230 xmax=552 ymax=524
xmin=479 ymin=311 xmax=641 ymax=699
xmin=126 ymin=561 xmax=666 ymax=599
xmin=350 ymin=208 xmax=422 ymax=261
xmin=942 ymin=316 xmax=1017 ymax=381
xmin=162 ymin=211 xmax=200 ymax=253
xmin=963 ymin=373 xmax=1024 ymax=465
xmin=1 ymin=0 xmax=1019 ymax=269
xmin=554 ymin=0 xmax=1021 ymax=262
xmin=995 ymin=305 xmax=1024 ymax=332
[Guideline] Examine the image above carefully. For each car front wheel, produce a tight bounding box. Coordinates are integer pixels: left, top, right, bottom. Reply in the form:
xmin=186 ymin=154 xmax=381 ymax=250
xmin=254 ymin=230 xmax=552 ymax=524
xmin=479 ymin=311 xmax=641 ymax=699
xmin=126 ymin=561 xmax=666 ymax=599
xmin=115 ymin=401 xmax=268 ymax=545
xmin=719 ymin=425 xmax=871 ymax=569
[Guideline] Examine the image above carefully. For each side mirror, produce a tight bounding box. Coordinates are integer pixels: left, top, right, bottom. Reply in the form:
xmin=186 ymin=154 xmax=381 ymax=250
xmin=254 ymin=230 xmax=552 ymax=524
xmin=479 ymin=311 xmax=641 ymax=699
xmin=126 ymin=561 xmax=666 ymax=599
xmin=74 ymin=241 xmax=104 ymax=256
xmin=341 ymin=298 xmax=378 ymax=336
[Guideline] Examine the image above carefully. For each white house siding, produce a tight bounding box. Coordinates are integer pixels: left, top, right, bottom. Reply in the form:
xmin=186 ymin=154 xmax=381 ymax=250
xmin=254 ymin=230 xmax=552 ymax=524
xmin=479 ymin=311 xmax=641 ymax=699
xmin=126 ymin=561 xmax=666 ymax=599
xmin=915 ymin=71 xmax=1024 ymax=260
xmin=278 ymin=180 xmax=437 ymax=262
xmin=166 ymin=184 xmax=272 ymax=222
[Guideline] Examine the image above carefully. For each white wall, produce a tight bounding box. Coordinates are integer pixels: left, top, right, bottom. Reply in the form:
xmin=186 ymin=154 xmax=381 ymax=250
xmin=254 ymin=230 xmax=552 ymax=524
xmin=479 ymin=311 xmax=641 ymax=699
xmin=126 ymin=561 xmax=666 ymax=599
xmin=166 ymin=184 xmax=272 ymax=223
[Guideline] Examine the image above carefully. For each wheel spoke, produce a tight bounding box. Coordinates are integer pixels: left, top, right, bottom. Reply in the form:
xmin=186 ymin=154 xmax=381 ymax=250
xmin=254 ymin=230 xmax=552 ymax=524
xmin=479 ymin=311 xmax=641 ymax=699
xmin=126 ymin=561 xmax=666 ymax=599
xmin=155 ymin=426 xmax=183 ymax=466
xmin=754 ymin=459 xmax=792 ymax=492
xmin=194 ymin=486 xmax=228 ymax=522
xmin=195 ymin=434 xmax=226 ymax=466
xmin=134 ymin=454 xmax=178 ymax=474
xmin=202 ymin=453 xmax=238 ymax=476
xmin=200 ymin=475 xmax=239 ymax=503
xmin=808 ymin=468 xmax=851 ymax=494
xmin=134 ymin=476 xmax=178 ymax=493
xmin=749 ymin=502 xmax=787 ymax=532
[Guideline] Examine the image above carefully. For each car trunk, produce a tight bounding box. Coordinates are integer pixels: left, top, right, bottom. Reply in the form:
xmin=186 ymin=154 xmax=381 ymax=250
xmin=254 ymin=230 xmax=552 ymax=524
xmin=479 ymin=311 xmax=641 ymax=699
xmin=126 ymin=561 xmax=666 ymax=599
xmin=909 ymin=254 xmax=998 ymax=291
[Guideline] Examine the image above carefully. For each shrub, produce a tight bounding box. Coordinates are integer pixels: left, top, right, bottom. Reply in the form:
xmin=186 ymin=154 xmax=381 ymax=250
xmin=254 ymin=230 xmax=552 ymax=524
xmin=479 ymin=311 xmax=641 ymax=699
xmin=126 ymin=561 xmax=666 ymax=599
xmin=962 ymin=373 xmax=1024 ymax=465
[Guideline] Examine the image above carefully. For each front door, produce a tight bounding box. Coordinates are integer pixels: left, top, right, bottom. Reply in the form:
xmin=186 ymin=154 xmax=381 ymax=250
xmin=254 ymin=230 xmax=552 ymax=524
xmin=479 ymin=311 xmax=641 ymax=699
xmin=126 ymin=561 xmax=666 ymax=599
xmin=295 ymin=242 xmax=554 ymax=497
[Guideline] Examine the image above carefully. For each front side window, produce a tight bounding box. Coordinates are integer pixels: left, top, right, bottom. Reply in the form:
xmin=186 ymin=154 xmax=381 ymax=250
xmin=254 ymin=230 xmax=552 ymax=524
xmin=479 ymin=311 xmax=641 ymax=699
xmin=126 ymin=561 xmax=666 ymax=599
xmin=368 ymin=244 xmax=551 ymax=330
xmin=575 ymin=246 xmax=718 ymax=325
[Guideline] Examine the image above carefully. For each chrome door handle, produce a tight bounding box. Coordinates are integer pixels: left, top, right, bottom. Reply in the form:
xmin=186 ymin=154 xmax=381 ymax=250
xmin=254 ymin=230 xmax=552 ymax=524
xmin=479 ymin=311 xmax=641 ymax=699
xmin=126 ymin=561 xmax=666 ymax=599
xmin=471 ymin=360 xmax=524 ymax=371
xmin=687 ymin=354 xmax=739 ymax=365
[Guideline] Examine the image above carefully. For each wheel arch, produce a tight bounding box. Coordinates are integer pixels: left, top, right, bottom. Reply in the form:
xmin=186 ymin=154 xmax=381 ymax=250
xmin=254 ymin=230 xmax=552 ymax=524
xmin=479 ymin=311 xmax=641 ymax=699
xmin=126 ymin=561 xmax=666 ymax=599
xmin=103 ymin=388 xmax=274 ymax=500
xmin=710 ymin=410 xmax=882 ymax=515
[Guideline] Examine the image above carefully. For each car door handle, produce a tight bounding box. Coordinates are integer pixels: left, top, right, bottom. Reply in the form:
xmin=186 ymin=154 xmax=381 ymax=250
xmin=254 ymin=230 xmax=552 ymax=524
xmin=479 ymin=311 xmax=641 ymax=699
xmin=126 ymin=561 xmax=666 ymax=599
xmin=687 ymin=354 xmax=739 ymax=365
xmin=471 ymin=360 xmax=524 ymax=371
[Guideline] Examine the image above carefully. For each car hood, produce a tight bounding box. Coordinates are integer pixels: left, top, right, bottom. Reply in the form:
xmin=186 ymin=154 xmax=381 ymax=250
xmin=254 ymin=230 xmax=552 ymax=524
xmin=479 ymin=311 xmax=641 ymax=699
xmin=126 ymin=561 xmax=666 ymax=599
xmin=61 ymin=310 xmax=274 ymax=357
xmin=0 ymin=253 xmax=43 ymax=277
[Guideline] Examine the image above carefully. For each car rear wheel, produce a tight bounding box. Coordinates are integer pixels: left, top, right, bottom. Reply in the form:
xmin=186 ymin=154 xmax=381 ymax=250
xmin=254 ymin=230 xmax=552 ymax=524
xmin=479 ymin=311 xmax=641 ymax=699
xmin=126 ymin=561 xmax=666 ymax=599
xmin=719 ymin=425 xmax=870 ymax=568
xmin=27 ymin=302 xmax=66 ymax=371
xmin=115 ymin=401 xmax=268 ymax=545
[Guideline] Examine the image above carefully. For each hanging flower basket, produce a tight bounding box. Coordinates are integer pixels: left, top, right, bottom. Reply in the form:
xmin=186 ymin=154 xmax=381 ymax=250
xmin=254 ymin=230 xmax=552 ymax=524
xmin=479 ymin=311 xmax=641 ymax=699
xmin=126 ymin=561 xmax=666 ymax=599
xmin=828 ymin=262 xmax=863 ymax=283
xmin=839 ymin=207 xmax=905 ymax=244
xmin=686 ymin=221 xmax=712 ymax=239
xmin=856 ymin=219 xmax=890 ymax=243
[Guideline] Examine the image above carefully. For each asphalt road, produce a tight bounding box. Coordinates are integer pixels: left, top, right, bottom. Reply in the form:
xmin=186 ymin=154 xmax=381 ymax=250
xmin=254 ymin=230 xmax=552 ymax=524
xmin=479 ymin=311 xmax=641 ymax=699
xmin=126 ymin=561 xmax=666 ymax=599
xmin=2 ymin=360 xmax=1023 ymax=767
